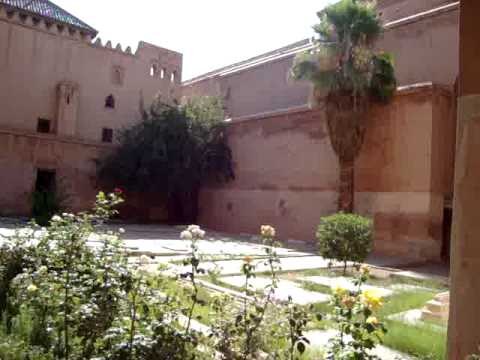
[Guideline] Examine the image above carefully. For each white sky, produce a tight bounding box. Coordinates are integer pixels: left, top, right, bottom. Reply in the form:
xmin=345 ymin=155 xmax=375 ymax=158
xmin=53 ymin=1 xmax=332 ymax=80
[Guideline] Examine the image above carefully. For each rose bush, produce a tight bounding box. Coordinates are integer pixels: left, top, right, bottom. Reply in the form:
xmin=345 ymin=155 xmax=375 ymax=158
xmin=0 ymin=194 xmax=385 ymax=359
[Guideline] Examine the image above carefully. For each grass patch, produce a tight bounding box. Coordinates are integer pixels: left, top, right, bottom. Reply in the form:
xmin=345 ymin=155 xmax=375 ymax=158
xmin=299 ymin=280 xmax=332 ymax=295
xmin=379 ymin=290 xmax=446 ymax=359
xmin=379 ymin=290 xmax=437 ymax=317
xmin=383 ymin=320 xmax=446 ymax=360
xmin=160 ymin=276 xmax=214 ymax=325
xmin=280 ymin=267 xmax=448 ymax=291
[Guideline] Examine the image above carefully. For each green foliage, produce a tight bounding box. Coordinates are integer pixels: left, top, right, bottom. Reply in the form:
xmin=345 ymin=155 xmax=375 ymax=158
xmin=291 ymin=0 xmax=396 ymax=102
xmin=184 ymin=96 xmax=226 ymax=128
xmin=31 ymin=191 xmax=61 ymax=226
xmin=284 ymin=297 xmax=319 ymax=360
xmin=327 ymin=267 xmax=387 ymax=359
xmin=370 ymin=53 xmax=396 ymax=103
xmin=97 ymin=96 xmax=234 ymax=223
xmin=382 ymin=320 xmax=446 ymax=360
xmin=316 ymin=213 xmax=373 ymax=272
xmin=2 ymin=198 xmax=322 ymax=359
xmin=291 ymin=0 xmax=397 ymax=213
xmin=1 ymin=191 xmax=209 ymax=360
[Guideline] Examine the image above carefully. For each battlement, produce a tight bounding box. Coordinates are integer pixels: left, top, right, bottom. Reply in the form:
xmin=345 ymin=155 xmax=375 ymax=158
xmin=0 ymin=4 xmax=183 ymax=60
xmin=92 ymin=37 xmax=135 ymax=57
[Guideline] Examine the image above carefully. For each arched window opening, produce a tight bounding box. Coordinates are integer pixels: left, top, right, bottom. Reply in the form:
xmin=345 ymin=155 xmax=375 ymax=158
xmin=112 ymin=66 xmax=124 ymax=86
xmin=170 ymin=71 xmax=176 ymax=83
xmin=161 ymin=68 xmax=166 ymax=79
xmin=105 ymin=94 xmax=115 ymax=109
xmin=150 ymin=63 xmax=158 ymax=77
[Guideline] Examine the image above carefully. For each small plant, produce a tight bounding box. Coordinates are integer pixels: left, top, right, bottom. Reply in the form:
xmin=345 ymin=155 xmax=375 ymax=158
xmin=2 ymin=190 xmax=207 ymax=360
xmin=327 ymin=265 xmax=387 ymax=360
xmin=467 ymin=348 xmax=480 ymax=360
xmin=284 ymin=296 xmax=319 ymax=360
xmin=208 ymin=225 xmax=283 ymax=359
xmin=31 ymin=190 xmax=61 ymax=226
xmin=316 ymin=213 xmax=373 ymax=274
xmin=180 ymin=225 xmax=207 ymax=334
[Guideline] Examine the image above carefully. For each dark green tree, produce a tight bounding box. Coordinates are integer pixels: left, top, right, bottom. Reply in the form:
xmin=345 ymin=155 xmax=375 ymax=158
xmin=291 ymin=0 xmax=396 ymax=212
xmin=97 ymin=96 xmax=234 ymax=223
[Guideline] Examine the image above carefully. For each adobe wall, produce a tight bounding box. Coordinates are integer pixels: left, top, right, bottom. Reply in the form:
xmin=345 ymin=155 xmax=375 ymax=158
xmin=0 ymin=8 xmax=182 ymax=143
xmin=378 ymin=0 xmax=457 ymax=21
xmin=0 ymin=129 xmax=108 ymax=216
xmin=182 ymin=54 xmax=312 ymax=119
xmin=378 ymin=3 xmax=459 ymax=87
xmin=198 ymin=85 xmax=455 ymax=261
xmin=182 ymin=3 xmax=459 ymax=119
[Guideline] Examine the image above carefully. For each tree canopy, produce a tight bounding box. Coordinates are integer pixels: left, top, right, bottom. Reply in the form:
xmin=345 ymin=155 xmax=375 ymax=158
xmin=291 ymin=0 xmax=396 ymax=103
xmin=290 ymin=0 xmax=397 ymax=212
xmin=97 ymin=96 xmax=234 ymax=222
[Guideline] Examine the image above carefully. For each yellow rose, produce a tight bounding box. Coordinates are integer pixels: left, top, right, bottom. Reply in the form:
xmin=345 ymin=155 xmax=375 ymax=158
xmin=366 ymin=316 xmax=379 ymax=325
xmin=361 ymin=289 xmax=383 ymax=310
xmin=360 ymin=265 xmax=370 ymax=275
xmin=332 ymin=283 xmax=347 ymax=296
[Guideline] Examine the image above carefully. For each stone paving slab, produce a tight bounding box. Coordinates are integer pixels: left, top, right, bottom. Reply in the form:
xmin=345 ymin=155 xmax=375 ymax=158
xmin=388 ymin=309 xmax=424 ymax=326
xmin=388 ymin=309 xmax=446 ymax=331
xmin=306 ymin=329 xmax=414 ymax=360
xmin=123 ymin=238 xmax=311 ymax=257
xmin=302 ymin=276 xmax=393 ymax=297
xmin=173 ymin=256 xmax=341 ymax=276
xmin=220 ymin=276 xmax=330 ymax=305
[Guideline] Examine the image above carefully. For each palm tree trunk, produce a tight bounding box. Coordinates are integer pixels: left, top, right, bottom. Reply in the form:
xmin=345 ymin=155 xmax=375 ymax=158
xmin=338 ymin=157 xmax=354 ymax=213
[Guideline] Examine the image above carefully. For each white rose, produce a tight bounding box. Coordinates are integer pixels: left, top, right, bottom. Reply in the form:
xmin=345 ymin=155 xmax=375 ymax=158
xmin=51 ymin=215 xmax=62 ymax=222
xmin=180 ymin=230 xmax=193 ymax=240
xmin=119 ymin=228 xmax=126 ymax=234
xmin=187 ymin=225 xmax=200 ymax=232
xmin=192 ymin=229 xmax=205 ymax=239
xmin=139 ymin=255 xmax=151 ymax=265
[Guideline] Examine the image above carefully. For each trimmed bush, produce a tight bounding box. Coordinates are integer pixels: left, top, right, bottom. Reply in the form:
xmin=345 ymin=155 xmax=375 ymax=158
xmin=316 ymin=213 xmax=373 ymax=273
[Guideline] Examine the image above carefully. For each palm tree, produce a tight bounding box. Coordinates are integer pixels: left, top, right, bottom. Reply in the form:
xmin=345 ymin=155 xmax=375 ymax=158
xmin=291 ymin=0 xmax=396 ymax=212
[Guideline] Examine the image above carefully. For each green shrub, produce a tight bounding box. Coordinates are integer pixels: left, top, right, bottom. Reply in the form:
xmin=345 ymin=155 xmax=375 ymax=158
xmin=316 ymin=213 xmax=373 ymax=273
xmin=97 ymin=96 xmax=234 ymax=223
xmin=31 ymin=190 xmax=61 ymax=226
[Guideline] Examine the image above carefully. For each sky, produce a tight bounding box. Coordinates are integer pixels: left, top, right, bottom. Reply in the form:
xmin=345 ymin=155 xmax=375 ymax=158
xmin=53 ymin=1 xmax=332 ymax=80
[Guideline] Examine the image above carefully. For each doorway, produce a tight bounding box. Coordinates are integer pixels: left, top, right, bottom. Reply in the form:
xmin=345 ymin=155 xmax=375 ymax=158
xmin=441 ymin=204 xmax=453 ymax=263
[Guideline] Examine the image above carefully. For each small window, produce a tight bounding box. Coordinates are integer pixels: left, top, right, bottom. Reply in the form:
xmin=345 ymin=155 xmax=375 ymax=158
xmin=112 ymin=66 xmax=124 ymax=86
xmin=37 ymin=118 xmax=51 ymax=133
xmin=170 ymin=71 xmax=176 ymax=83
xmin=161 ymin=68 xmax=166 ymax=79
xmin=150 ymin=63 xmax=158 ymax=77
xmin=35 ymin=169 xmax=56 ymax=193
xmin=105 ymin=95 xmax=115 ymax=109
xmin=102 ymin=128 xmax=113 ymax=143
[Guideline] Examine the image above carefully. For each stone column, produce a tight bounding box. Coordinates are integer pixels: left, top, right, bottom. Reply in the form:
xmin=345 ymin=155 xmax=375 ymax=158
xmin=447 ymin=1 xmax=480 ymax=358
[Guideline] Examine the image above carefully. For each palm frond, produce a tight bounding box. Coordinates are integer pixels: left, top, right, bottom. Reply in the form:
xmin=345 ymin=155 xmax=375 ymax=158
xmin=370 ymin=52 xmax=397 ymax=103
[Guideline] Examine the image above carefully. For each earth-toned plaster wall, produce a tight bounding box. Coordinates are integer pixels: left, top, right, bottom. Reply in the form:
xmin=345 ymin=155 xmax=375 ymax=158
xmin=0 ymin=8 xmax=182 ymax=143
xmin=378 ymin=2 xmax=459 ymax=87
xmin=0 ymin=129 xmax=109 ymax=216
xmin=378 ymin=0 xmax=457 ymax=21
xmin=182 ymin=53 xmax=312 ymax=119
xmin=198 ymin=85 xmax=455 ymax=261
xmin=182 ymin=2 xmax=458 ymax=119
